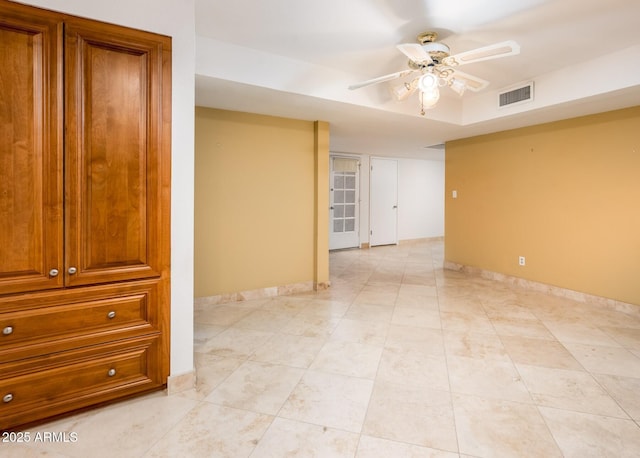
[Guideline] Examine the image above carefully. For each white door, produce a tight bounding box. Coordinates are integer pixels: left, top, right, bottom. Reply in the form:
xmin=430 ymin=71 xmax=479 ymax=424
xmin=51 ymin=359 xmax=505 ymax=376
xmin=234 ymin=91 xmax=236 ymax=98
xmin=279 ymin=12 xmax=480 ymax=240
xmin=370 ymin=158 xmax=398 ymax=246
xmin=329 ymin=156 xmax=360 ymax=250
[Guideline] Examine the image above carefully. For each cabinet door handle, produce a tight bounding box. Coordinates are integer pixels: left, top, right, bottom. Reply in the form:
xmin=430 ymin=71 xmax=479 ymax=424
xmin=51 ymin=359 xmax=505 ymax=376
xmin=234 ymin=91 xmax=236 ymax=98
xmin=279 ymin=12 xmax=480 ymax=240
xmin=107 ymin=311 xmax=116 ymax=319
xmin=2 ymin=326 xmax=13 ymax=336
xmin=68 ymin=266 xmax=77 ymax=275
xmin=49 ymin=269 xmax=59 ymax=277
xmin=107 ymin=368 xmax=116 ymax=377
xmin=3 ymin=393 xmax=13 ymax=403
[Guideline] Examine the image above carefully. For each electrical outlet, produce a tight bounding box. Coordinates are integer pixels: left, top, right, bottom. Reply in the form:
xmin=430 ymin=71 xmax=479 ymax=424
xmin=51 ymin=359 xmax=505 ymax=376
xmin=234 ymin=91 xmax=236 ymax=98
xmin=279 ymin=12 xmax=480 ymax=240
xmin=518 ymin=256 xmax=526 ymax=266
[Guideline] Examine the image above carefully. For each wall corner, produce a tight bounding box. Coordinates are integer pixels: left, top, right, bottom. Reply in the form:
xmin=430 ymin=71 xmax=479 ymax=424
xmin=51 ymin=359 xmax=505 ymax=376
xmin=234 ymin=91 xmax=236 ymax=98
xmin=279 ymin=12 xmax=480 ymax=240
xmin=313 ymin=121 xmax=330 ymax=287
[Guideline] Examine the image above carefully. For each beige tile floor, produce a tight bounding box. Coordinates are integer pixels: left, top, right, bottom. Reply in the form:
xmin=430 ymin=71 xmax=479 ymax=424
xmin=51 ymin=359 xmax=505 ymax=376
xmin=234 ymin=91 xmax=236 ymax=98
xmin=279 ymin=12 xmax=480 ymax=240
xmin=8 ymin=239 xmax=640 ymax=457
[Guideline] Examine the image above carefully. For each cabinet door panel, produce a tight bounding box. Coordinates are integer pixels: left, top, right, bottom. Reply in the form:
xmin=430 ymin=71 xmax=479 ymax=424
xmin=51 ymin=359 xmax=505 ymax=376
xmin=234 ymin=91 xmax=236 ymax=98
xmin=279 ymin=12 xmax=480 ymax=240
xmin=0 ymin=7 xmax=63 ymax=294
xmin=65 ymin=20 xmax=170 ymax=286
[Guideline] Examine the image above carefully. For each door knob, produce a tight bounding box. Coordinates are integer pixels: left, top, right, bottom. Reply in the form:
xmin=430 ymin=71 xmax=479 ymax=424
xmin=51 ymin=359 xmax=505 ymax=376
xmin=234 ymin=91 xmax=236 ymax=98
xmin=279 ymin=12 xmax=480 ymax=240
xmin=68 ymin=266 xmax=77 ymax=274
xmin=49 ymin=269 xmax=59 ymax=277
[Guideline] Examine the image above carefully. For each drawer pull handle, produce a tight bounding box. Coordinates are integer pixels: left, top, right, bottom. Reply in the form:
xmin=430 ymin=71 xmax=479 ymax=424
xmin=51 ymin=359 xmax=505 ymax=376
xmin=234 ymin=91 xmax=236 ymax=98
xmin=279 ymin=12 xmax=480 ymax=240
xmin=107 ymin=311 xmax=116 ymax=319
xmin=49 ymin=269 xmax=59 ymax=277
xmin=107 ymin=368 xmax=116 ymax=377
xmin=3 ymin=393 xmax=13 ymax=403
xmin=68 ymin=266 xmax=77 ymax=275
xmin=2 ymin=326 xmax=13 ymax=336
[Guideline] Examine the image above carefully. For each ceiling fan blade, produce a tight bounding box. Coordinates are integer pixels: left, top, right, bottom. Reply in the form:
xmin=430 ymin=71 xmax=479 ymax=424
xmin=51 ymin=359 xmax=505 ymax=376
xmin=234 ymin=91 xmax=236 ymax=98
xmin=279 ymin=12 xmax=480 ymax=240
xmin=396 ymin=43 xmax=433 ymax=65
xmin=443 ymin=40 xmax=520 ymax=66
xmin=448 ymin=69 xmax=489 ymax=92
xmin=348 ymin=70 xmax=415 ymax=90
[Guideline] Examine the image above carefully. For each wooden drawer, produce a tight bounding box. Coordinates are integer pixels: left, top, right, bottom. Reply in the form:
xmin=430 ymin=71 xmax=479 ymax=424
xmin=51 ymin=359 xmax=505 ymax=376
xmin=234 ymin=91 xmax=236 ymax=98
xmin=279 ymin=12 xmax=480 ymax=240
xmin=0 ymin=281 xmax=159 ymax=360
xmin=0 ymin=336 xmax=161 ymax=430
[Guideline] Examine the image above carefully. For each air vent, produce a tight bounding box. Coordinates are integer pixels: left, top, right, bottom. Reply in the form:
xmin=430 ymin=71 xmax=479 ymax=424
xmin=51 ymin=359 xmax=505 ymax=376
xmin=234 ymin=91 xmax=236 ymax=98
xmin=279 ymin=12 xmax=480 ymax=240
xmin=499 ymin=82 xmax=534 ymax=108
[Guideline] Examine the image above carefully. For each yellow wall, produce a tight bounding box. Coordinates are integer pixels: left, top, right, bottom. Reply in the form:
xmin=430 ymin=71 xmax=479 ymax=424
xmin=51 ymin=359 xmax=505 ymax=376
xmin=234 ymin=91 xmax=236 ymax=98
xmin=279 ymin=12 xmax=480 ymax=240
xmin=313 ymin=121 xmax=330 ymax=288
xmin=194 ymin=107 xmax=328 ymax=297
xmin=445 ymin=106 xmax=640 ymax=305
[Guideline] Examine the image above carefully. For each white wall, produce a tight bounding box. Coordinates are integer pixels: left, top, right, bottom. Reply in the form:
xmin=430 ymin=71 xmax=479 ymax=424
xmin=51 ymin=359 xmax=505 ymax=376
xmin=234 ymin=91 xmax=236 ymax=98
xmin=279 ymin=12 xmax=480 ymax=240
xmin=346 ymin=154 xmax=444 ymax=245
xmin=20 ymin=0 xmax=196 ymax=378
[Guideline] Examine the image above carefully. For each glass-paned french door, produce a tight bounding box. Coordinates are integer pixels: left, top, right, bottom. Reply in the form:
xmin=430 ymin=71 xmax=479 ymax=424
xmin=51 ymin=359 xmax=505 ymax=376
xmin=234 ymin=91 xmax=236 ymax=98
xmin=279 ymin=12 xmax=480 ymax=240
xmin=329 ymin=156 xmax=360 ymax=250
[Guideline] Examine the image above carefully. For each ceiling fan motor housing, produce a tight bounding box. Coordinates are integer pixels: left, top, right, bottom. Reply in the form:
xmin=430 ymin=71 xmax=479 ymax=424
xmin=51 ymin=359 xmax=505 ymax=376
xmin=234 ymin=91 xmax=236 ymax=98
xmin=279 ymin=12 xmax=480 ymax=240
xmin=417 ymin=31 xmax=451 ymax=63
xmin=422 ymin=42 xmax=450 ymax=63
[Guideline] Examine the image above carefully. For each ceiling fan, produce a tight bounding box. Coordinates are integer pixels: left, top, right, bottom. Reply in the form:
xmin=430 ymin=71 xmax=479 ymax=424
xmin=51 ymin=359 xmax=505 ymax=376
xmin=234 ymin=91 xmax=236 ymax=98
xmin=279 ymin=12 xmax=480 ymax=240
xmin=348 ymin=32 xmax=520 ymax=115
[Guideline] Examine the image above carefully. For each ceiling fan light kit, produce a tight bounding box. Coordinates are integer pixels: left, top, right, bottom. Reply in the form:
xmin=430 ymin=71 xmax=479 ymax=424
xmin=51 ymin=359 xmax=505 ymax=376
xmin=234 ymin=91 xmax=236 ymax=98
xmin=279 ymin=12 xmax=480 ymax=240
xmin=449 ymin=78 xmax=467 ymax=96
xmin=349 ymin=31 xmax=520 ymax=115
xmin=418 ymin=72 xmax=438 ymax=92
xmin=418 ymin=88 xmax=439 ymax=115
xmin=390 ymin=79 xmax=417 ymax=101
xmin=417 ymin=72 xmax=440 ymax=114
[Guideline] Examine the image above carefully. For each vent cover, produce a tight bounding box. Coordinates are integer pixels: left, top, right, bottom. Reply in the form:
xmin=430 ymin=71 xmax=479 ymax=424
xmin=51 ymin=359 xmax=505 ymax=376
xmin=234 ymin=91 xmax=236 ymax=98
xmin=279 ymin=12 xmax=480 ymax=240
xmin=499 ymin=82 xmax=534 ymax=107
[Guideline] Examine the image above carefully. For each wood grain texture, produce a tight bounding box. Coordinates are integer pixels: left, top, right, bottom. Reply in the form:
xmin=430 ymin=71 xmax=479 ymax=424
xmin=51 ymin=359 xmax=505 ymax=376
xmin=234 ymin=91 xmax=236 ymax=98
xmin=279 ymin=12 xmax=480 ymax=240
xmin=0 ymin=4 xmax=63 ymax=294
xmin=0 ymin=280 xmax=159 ymax=361
xmin=0 ymin=336 xmax=160 ymax=431
xmin=64 ymin=18 xmax=171 ymax=287
xmin=0 ymin=0 xmax=171 ymax=431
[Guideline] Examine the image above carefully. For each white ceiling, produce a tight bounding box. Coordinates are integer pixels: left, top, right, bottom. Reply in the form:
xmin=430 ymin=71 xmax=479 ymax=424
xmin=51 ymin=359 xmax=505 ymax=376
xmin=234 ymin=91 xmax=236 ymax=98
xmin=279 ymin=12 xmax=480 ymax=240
xmin=194 ymin=0 xmax=640 ymax=160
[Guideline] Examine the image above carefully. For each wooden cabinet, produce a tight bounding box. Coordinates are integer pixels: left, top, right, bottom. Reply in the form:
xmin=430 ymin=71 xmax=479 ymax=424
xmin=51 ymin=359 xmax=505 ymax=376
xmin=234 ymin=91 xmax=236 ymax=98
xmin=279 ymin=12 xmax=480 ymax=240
xmin=0 ymin=3 xmax=63 ymax=295
xmin=0 ymin=1 xmax=171 ymax=430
